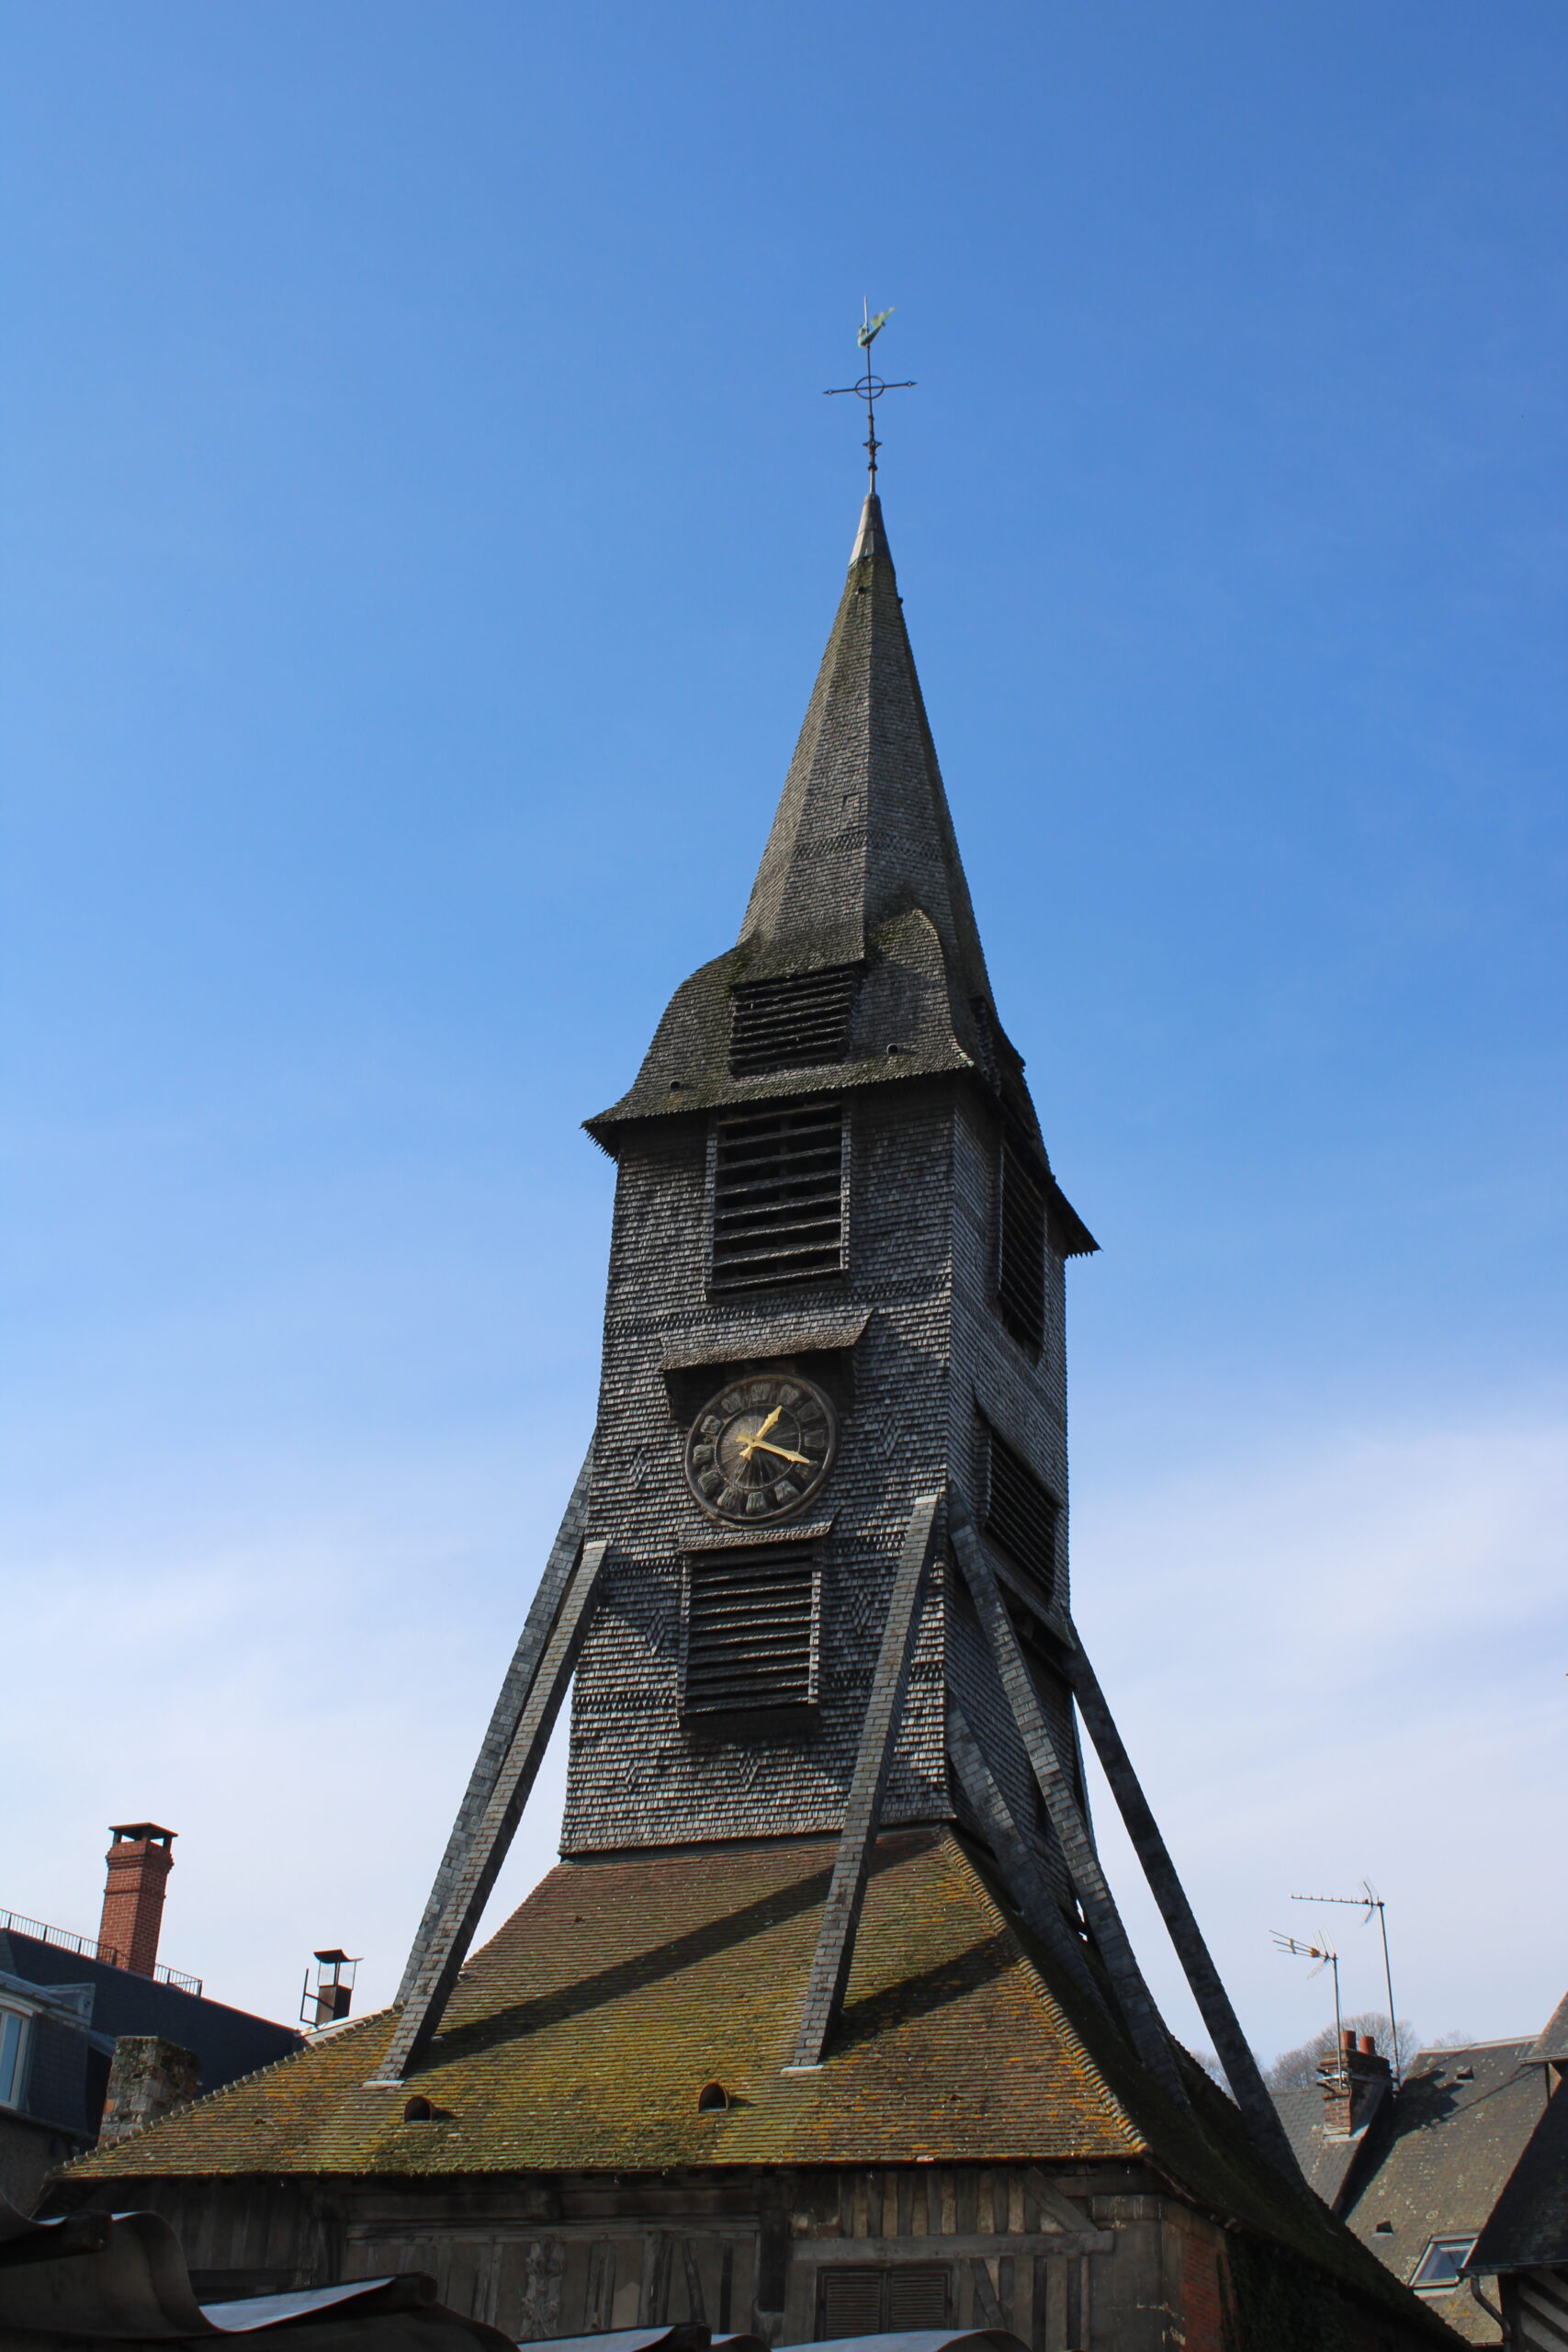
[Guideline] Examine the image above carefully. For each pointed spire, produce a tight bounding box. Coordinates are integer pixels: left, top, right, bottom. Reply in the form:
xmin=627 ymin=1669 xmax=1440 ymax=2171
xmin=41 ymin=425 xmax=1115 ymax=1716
xmin=737 ymin=493 xmax=992 ymax=1008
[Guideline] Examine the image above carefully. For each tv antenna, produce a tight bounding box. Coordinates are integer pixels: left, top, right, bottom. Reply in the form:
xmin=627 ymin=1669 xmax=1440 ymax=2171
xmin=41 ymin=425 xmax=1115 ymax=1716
xmin=1292 ymin=1882 xmax=1400 ymax=2088
xmin=1272 ymin=1929 xmax=1344 ymax=2083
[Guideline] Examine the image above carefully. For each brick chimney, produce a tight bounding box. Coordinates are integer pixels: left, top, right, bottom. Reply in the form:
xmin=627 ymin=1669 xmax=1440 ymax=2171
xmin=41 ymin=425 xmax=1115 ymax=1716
xmin=98 ymin=1823 xmax=175 ymax=1975
xmin=1319 ymin=2028 xmax=1391 ymax=2137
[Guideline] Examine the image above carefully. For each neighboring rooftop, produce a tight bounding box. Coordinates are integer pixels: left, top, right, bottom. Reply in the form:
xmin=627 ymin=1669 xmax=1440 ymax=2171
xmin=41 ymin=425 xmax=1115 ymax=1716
xmin=1337 ymin=2041 xmax=1545 ymax=2344
xmin=0 ymin=1925 xmax=301 ymax=2138
xmin=0 ymin=1906 xmax=201 ymax=1997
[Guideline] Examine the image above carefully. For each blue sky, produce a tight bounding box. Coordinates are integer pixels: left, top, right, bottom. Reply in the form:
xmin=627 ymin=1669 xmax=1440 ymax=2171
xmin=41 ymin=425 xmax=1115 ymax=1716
xmin=3 ymin=3 xmax=1564 ymax=2060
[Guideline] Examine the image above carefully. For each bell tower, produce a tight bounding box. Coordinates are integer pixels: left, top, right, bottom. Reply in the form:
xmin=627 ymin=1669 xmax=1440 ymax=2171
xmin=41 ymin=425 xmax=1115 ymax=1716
xmin=71 ymin=460 xmax=1461 ymax=2352
xmin=378 ymin=490 xmax=1294 ymax=2183
xmin=559 ymin=490 xmax=1091 ymax=1880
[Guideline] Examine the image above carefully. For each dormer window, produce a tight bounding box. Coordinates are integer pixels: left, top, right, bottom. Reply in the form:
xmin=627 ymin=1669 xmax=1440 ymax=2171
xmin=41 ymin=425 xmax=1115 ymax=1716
xmin=728 ymin=967 xmax=859 ymax=1077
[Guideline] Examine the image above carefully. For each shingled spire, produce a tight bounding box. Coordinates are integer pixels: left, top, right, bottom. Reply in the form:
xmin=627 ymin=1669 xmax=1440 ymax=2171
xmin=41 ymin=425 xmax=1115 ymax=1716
xmin=738 ymin=493 xmax=992 ymax=1003
xmin=588 ymin=492 xmax=1078 ymax=1227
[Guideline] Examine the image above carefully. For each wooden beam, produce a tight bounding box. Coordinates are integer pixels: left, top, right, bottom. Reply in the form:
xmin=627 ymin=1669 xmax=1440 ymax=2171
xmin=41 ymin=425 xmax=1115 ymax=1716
xmin=786 ymin=1492 xmax=942 ymax=2070
xmin=946 ymin=1699 xmax=1109 ymax=2018
xmin=948 ymin=1499 xmax=1186 ymax=2101
xmin=1064 ymin=1632 xmax=1304 ymax=2184
xmin=397 ymin=1442 xmax=595 ymax=2004
xmin=371 ymin=1535 xmax=608 ymax=2084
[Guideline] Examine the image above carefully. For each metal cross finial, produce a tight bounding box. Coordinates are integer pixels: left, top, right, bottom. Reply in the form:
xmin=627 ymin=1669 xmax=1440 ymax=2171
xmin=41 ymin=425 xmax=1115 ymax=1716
xmin=825 ymin=300 xmax=915 ymax=492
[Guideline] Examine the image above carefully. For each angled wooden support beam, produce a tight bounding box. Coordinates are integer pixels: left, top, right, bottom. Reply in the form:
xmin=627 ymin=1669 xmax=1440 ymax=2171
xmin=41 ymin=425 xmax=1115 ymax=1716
xmin=786 ymin=1491 xmax=942 ymax=2071
xmin=1063 ymin=1631 xmax=1305 ymax=2185
xmin=370 ymin=1534 xmax=608 ymax=2085
xmin=398 ymin=1442 xmax=595 ymax=2005
xmin=946 ymin=1698 xmax=1109 ymax=2018
xmin=948 ymin=1497 xmax=1187 ymax=2102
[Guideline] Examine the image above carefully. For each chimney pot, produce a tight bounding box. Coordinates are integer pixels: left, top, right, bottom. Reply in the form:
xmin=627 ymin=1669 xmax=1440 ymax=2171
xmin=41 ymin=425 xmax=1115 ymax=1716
xmin=98 ymin=1822 xmax=176 ymax=1976
xmin=1360 ymin=2034 xmax=1377 ymax=2056
xmin=1342 ymin=2028 xmax=1357 ymax=2052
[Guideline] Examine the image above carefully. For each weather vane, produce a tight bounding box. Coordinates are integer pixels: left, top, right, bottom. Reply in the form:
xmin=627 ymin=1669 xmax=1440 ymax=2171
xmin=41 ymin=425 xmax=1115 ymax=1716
xmin=825 ymin=300 xmax=915 ymax=492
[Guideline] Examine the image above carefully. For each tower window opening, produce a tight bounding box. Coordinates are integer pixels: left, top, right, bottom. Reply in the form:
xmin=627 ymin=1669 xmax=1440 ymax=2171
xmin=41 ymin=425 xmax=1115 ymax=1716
xmin=997 ymin=1135 xmax=1047 ymax=1351
xmin=710 ymin=1103 xmax=845 ymax=1290
xmin=682 ymin=1544 xmax=818 ymax=1715
xmin=729 ymin=966 xmax=859 ymax=1077
xmin=982 ymin=1421 xmax=1059 ymax=1607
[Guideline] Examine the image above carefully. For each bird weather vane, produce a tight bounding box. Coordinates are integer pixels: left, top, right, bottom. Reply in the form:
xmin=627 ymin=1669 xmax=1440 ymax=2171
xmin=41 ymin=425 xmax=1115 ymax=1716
xmin=825 ymin=300 xmax=915 ymax=492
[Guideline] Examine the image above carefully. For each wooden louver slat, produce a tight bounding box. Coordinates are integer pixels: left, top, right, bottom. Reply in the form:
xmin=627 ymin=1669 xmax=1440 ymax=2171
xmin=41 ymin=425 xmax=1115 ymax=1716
xmin=998 ymin=1135 xmax=1047 ymax=1350
xmin=728 ymin=966 xmax=859 ymax=1077
xmin=983 ymin=1421 xmax=1059 ymax=1605
xmin=683 ymin=1544 xmax=818 ymax=1713
xmin=711 ymin=1103 xmax=845 ymax=1288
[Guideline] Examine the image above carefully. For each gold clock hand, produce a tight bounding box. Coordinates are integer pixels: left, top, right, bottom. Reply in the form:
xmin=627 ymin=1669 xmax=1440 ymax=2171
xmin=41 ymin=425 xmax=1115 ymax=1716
xmin=736 ymin=1405 xmax=784 ymax=1462
xmin=750 ymin=1440 xmax=811 ymax=1466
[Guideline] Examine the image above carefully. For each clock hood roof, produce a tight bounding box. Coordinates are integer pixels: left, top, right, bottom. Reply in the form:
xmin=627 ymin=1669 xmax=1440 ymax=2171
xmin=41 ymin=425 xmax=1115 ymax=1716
xmin=588 ymin=494 xmax=1085 ymax=1236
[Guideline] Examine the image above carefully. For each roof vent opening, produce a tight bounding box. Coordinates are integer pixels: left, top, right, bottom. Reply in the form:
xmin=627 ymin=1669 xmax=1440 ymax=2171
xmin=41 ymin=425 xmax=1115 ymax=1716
xmin=710 ymin=1103 xmax=845 ymax=1291
xmin=696 ymin=2080 xmax=731 ymax=2112
xmin=729 ymin=967 xmax=859 ymax=1078
xmin=402 ymin=2095 xmax=435 ymax=2122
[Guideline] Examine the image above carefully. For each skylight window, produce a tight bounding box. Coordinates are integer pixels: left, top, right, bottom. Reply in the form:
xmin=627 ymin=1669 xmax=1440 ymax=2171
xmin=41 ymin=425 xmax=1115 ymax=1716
xmin=1411 ymin=2236 xmax=1477 ymax=2291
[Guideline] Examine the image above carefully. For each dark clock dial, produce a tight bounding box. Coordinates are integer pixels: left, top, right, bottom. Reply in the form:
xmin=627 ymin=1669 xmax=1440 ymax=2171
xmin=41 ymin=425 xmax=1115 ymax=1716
xmin=683 ymin=1373 xmax=837 ymax=1522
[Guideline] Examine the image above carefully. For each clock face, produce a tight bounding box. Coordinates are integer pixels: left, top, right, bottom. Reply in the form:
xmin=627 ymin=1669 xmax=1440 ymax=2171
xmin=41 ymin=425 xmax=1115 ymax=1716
xmin=684 ymin=1373 xmax=837 ymax=1522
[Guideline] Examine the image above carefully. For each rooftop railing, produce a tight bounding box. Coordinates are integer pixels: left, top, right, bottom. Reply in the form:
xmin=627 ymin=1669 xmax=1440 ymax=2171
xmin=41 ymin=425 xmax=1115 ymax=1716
xmin=0 ymin=1906 xmax=203 ymax=1996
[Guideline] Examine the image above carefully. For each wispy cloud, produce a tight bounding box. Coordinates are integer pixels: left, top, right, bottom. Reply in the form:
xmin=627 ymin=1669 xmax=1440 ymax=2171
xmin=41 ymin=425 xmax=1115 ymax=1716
xmin=1075 ymin=1404 xmax=1568 ymax=2060
xmin=5 ymin=1405 xmax=1562 ymax=2053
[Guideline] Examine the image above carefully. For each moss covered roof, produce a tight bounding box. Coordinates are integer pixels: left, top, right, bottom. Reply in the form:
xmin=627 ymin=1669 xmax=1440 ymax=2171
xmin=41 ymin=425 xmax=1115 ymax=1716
xmin=62 ymin=1826 xmax=1457 ymax=2343
xmin=67 ymin=1831 xmax=1140 ymax=2179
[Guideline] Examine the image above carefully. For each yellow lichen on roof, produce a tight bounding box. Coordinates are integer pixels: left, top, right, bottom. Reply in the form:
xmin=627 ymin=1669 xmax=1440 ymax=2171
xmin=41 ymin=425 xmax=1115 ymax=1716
xmin=66 ymin=1829 xmax=1145 ymax=2179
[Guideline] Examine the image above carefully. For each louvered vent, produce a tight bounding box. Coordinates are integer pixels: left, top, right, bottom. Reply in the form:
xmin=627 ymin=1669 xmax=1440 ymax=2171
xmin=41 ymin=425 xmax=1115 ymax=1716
xmin=728 ymin=965 xmax=858 ymax=1077
xmin=710 ymin=1103 xmax=845 ymax=1290
xmin=998 ymin=1135 xmax=1047 ymax=1350
xmin=682 ymin=1544 xmax=818 ymax=1714
xmin=887 ymin=2270 xmax=953 ymax=2330
xmin=983 ymin=1421 xmax=1059 ymax=1604
xmin=819 ymin=2269 xmax=952 ymax=2336
xmin=818 ymin=2273 xmax=886 ymax=2339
